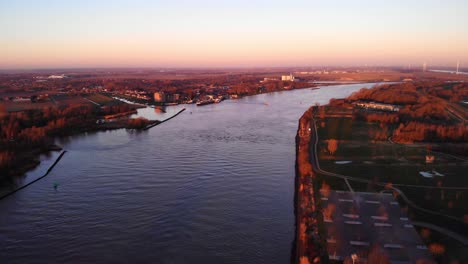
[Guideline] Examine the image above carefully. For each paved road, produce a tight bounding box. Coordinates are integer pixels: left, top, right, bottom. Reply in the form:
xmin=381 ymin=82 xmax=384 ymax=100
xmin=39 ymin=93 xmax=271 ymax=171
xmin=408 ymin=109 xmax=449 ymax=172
xmin=84 ymin=97 xmax=102 ymax=106
xmin=446 ymin=104 xmax=466 ymax=124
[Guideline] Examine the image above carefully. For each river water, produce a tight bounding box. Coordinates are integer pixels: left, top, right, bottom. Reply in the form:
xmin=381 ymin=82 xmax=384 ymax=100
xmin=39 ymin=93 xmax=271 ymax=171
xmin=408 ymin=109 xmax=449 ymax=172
xmin=0 ymin=83 xmax=379 ymax=264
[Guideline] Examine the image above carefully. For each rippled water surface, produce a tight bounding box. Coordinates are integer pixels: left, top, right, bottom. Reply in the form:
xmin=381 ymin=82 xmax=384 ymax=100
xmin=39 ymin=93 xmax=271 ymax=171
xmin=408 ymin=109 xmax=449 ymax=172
xmin=0 ymin=83 xmax=379 ymax=263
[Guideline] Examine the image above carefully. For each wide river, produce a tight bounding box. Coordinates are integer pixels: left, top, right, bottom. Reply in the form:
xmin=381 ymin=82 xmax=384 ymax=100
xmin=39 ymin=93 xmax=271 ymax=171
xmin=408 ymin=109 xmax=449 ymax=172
xmin=0 ymin=83 xmax=379 ymax=264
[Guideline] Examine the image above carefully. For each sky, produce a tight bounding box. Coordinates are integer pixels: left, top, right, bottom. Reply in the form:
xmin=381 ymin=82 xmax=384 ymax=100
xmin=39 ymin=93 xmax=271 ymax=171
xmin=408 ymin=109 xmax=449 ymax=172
xmin=0 ymin=0 xmax=467 ymax=69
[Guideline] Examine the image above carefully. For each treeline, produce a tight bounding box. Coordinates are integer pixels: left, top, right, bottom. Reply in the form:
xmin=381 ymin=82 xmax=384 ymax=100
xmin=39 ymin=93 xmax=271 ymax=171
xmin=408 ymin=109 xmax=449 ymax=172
xmin=348 ymin=82 xmax=420 ymax=104
xmin=399 ymin=96 xmax=448 ymax=122
xmin=1 ymin=105 xmax=95 ymax=146
xmin=101 ymin=104 xmax=134 ymax=116
xmin=230 ymin=80 xmax=310 ymax=96
xmin=393 ymin=122 xmax=467 ymax=143
xmin=127 ymin=117 xmax=153 ymax=129
xmin=422 ymin=83 xmax=468 ymax=102
xmin=346 ymin=82 xmax=467 ymax=143
xmin=0 ymin=102 xmax=139 ymax=179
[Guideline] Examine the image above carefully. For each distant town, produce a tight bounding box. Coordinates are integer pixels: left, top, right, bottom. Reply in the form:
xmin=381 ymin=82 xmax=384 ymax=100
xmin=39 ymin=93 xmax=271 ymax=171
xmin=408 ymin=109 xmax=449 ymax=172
xmin=2 ymin=67 xmax=467 ymax=112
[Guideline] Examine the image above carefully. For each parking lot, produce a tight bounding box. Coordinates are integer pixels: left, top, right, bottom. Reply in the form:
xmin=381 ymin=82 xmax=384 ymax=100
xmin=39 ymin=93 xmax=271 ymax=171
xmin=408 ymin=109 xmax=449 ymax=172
xmin=320 ymin=190 xmax=433 ymax=263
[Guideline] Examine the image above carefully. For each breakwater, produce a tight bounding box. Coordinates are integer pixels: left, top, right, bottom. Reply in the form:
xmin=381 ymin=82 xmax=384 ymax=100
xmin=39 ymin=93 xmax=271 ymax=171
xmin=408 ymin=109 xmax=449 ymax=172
xmin=295 ymin=107 xmax=327 ymax=263
xmin=0 ymin=150 xmax=67 ymax=200
xmin=143 ymin=108 xmax=186 ymax=130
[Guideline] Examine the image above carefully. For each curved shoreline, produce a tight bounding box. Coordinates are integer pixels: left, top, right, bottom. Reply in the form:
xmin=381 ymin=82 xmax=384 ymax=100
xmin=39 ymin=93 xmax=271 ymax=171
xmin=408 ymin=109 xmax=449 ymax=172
xmin=0 ymin=150 xmax=67 ymax=201
xmin=1 ymin=107 xmax=186 ymax=187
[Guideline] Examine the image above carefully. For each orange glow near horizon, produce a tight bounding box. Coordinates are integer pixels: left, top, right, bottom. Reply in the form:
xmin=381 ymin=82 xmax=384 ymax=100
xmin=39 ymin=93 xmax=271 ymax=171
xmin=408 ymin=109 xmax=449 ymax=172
xmin=2 ymin=32 xmax=467 ymax=69
xmin=1 ymin=1 xmax=467 ymax=69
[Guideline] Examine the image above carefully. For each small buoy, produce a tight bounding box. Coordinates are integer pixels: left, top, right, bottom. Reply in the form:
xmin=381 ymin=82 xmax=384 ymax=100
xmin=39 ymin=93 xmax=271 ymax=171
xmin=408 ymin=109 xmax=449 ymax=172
xmin=53 ymin=182 xmax=59 ymax=190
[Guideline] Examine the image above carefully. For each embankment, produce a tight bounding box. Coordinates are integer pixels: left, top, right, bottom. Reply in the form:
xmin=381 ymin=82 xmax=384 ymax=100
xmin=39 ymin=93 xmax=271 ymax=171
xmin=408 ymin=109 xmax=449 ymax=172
xmin=294 ymin=106 xmax=327 ymax=264
xmin=103 ymin=110 xmax=138 ymax=120
xmin=143 ymin=108 xmax=186 ymax=130
xmin=0 ymin=150 xmax=67 ymax=200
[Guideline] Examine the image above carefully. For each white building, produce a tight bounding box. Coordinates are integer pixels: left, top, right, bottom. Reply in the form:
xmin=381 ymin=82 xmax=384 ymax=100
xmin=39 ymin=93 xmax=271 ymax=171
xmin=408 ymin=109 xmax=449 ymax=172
xmin=281 ymin=73 xmax=295 ymax=81
xmin=261 ymin=77 xmax=279 ymax=83
xmin=48 ymin=74 xmax=66 ymax=79
xmin=355 ymin=101 xmax=400 ymax=112
xmin=12 ymin=97 xmax=31 ymax=102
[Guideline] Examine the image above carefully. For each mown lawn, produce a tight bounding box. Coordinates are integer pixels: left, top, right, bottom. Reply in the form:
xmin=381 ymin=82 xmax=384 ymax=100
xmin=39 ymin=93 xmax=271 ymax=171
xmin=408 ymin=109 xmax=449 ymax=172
xmin=316 ymin=116 xmax=468 ymax=219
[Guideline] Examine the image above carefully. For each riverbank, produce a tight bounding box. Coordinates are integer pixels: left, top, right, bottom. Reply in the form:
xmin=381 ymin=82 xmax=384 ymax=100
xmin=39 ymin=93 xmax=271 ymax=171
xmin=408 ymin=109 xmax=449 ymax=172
xmin=0 ymin=150 xmax=67 ymax=200
xmin=0 ymin=103 xmax=193 ymax=186
xmin=0 ymin=115 xmax=161 ymax=188
xmin=0 ymin=144 xmax=62 ymax=184
xmin=294 ymin=107 xmax=327 ymax=264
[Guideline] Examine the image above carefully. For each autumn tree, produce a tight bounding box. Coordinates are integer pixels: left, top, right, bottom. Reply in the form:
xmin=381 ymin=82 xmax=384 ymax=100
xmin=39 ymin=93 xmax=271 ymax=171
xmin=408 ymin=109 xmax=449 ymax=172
xmin=327 ymin=139 xmax=338 ymax=155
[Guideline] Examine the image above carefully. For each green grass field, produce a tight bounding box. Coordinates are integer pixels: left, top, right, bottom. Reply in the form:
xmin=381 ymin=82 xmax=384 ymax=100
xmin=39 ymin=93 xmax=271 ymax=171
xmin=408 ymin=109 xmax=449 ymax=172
xmin=316 ymin=117 xmax=468 ymax=219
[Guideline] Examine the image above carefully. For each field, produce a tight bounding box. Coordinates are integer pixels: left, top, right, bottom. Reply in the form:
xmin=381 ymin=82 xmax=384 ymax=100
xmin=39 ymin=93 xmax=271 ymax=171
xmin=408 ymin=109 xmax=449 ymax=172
xmin=304 ymin=70 xmax=468 ymax=83
xmin=2 ymin=101 xmax=56 ymax=112
xmin=314 ymin=114 xmax=468 ymax=262
xmin=316 ymin=117 xmax=468 ymax=220
xmin=0 ymin=93 xmax=125 ymax=113
xmin=83 ymin=93 xmax=123 ymax=106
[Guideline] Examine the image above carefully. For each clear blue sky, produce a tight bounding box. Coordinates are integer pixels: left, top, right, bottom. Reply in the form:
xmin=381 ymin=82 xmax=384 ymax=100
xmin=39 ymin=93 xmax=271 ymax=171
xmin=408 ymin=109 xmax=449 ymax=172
xmin=1 ymin=0 xmax=467 ymax=68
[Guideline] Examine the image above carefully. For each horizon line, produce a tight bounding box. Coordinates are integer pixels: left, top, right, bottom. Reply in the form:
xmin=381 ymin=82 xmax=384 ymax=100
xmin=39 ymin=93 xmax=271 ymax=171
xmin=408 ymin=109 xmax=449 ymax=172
xmin=0 ymin=64 xmax=464 ymax=72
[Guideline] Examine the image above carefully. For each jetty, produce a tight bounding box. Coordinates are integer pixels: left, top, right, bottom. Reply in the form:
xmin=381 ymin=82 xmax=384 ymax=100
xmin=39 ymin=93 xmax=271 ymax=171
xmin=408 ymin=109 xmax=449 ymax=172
xmin=143 ymin=108 xmax=186 ymax=130
xmin=0 ymin=150 xmax=67 ymax=200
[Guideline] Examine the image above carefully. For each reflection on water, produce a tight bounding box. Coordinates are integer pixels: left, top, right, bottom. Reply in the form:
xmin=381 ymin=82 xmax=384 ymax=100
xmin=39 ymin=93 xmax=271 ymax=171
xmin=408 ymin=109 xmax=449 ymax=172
xmin=0 ymin=83 xmax=380 ymax=264
xmin=154 ymin=106 xmax=166 ymax=113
